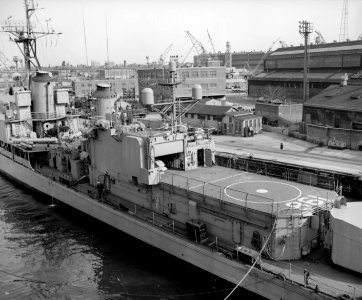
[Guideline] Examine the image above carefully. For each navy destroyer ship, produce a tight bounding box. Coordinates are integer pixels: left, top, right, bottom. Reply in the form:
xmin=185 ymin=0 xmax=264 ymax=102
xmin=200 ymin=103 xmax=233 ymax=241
xmin=1 ymin=2 xmax=361 ymax=299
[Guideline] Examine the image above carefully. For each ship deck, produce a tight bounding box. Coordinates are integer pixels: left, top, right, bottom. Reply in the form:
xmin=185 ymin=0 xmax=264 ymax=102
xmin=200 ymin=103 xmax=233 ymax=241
xmin=161 ymin=166 xmax=336 ymax=216
xmin=32 ymin=163 xmax=362 ymax=298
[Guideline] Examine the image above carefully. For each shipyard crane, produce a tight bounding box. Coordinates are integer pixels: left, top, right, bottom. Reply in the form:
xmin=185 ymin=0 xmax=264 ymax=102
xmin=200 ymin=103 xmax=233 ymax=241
xmin=315 ymin=30 xmax=326 ymax=44
xmin=251 ymin=37 xmax=280 ymax=76
xmin=0 ymin=50 xmax=14 ymax=70
xmin=279 ymin=40 xmax=288 ymax=48
xmin=185 ymin=31 xmax=213 ymax=66
xmin=158 ymin=43 xmax=173 ymax=65
xmin=207 ymin=29 xmax=217 ymax=53
xmin=185 ymin=31 xmax=208 ymax=55
xmin=181 ymin=44 xmax=195 ymax=64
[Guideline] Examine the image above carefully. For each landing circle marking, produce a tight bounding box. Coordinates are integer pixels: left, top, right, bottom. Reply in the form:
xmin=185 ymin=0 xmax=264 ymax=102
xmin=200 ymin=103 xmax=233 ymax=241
xmin=224 ymin=181 xmax=302 ymax=204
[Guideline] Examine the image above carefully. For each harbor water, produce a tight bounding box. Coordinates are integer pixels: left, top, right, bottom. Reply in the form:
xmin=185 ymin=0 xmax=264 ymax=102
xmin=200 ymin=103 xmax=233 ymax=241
xmin=0 ymin=174 xmax=264 ymax=300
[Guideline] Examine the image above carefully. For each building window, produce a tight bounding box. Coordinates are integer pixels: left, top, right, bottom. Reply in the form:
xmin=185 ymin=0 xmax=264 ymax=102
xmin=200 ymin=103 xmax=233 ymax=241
xmin=199 ymin=115 xmax=205 ymax=120
xmin=88 ymin=84 xmax=92 ymax=87
xmin=201 ymin=71 xmax=207 ymax=77
xmin=182 ymin=71 xmax=189 ymax=78
xmin=229 ymin=117 xmax=232 ymax=123
xmin=81 ymin=84 xmax=85 ymax=87
xmin=209 ymin=83 xmax=217 ymax=88
xmin=191 ymin=71 xmax=198 ymax=77
xmin=191 ymin=114 xmax=194 ymax=118
xmin=210 ymin=71 xmax=216 ymax=77
xmin=201 ymin=84 xmax=208 ymax=89
xmin=207 ymin=116 xmax=210 ymax=120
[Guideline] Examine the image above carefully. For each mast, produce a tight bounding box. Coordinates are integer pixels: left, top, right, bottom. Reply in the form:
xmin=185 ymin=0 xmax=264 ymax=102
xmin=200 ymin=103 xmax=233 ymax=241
xmin=1 ymin=0 xmax=62 ymax=88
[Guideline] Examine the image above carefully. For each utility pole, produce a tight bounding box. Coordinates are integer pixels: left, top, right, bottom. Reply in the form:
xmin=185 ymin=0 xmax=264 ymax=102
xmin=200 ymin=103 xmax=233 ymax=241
xmin=299 ymin=20 xmax=313 ymax=102
xmin=1 ymin=0 xmax=61 ymax=88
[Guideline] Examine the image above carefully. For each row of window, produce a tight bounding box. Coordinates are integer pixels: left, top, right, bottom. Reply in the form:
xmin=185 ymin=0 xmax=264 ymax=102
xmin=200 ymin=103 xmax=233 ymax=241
xmin=80 ymin=81 xmax=135 ymax=87
xmin=184 ymin=113 xmax=261 ymax=127
xmin=250 ymin=81 xmax=327 ymax=89
xmin=138 ymin=70 xmax=220 ymax=79
xmin=229 ymin=117 xmax=260 ymax=127
xmin=182 ymin=70 xmax=217 ymax=78
xmin=78 ymin=88 xmax=135 ymax=95
xmin=182 ymin=83 xmax=218 ymax=88
xmin=184 ymin=113 xmax=222 ymax=121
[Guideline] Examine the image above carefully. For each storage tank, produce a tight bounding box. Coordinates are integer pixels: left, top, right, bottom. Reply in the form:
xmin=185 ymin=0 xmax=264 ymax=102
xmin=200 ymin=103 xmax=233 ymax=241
xmin=92 ymin=83 xmax=116 ymax=117
xmin=192 ymin=84 xmax=202 ymax=100
xmin=31 ymin=71 xmax=54 ymax=114
xmin=142 ymin=88 xmax=154 ymax=105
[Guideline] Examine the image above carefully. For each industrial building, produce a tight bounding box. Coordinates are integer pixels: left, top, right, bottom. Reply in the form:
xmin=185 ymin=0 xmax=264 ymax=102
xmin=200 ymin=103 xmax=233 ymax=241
xmin=248 ymin=40 xmax=362 ymax=102
xmin=181 ymin=103 xmax=236 ymax=133
xmin=72 ymin=78 xmax=138 ymax=98
xmin=255 ymin=101 xmax=303 ymax=127
xmin=302 ymin=84 xmax=362 ymax=150
xmin=138 ymin=66 xmax=226 ymax=103
xmin=181 ymin=103 xmax=260 ymax=136
xmin=194 ymin=51 xmax=265 ymax=73
xmin=222 ymin=111 xmax=262 ymax=136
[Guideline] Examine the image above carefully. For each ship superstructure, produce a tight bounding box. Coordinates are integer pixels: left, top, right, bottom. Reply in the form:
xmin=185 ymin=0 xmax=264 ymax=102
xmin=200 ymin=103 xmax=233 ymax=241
xmin=1 ymin=71 xmax=361 ymax=299
xmin=0 ymin=2 xmax=362 ymax=300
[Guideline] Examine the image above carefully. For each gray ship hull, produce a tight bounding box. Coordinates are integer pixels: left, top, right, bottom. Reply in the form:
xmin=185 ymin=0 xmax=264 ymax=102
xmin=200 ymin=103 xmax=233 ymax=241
xmin=0 ymin=151 xmax=335 ymax=300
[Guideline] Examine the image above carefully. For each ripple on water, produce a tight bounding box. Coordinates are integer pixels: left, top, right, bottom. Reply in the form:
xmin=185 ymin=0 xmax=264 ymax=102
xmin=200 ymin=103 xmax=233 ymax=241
xmin=0 ymin=174 xmax=263 ymax=300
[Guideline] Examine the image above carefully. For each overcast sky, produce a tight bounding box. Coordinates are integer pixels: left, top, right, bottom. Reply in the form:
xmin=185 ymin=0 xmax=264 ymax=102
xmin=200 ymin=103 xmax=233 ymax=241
xmin=1 ymin=0 xmax=362 ymax=67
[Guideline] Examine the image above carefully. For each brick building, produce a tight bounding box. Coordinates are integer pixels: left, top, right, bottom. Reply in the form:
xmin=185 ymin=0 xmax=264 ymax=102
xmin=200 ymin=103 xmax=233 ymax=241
xmin=138 ymin=66 xmax=226 ymax=103
xmin=248 ymin=40 xmax=362 ymax=102
xmin=302 ymin=84 xmax=362 ymax=150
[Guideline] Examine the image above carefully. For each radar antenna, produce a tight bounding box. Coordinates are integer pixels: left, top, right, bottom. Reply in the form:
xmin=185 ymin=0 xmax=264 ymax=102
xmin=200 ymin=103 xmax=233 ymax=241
xmin=0 ymin=0 xmax=62 ymax=87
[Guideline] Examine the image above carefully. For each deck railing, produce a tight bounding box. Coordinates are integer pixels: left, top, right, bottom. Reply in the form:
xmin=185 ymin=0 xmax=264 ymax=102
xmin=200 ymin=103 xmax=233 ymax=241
xmin=161 ymin=171 xmax=333 ymax=216
xmin=31 ymin=111 xmax=65 ymax=120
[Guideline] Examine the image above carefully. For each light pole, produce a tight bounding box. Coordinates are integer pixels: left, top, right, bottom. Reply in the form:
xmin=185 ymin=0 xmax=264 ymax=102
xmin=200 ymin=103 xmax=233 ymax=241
xmin=299 ymin=20 xmax=313 ymax=102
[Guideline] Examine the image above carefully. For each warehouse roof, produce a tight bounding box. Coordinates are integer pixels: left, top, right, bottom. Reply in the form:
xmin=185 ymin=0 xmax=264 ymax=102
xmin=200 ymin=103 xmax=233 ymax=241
xmin=251 ymin=72 xmax=352 ymax=82
xmin=187 ymin=103 xmax=235 ymax=116
xmin=270 ymin=40 xmax=362 ymax=57
xmin=224 ymin=110 xmax=251 ymax=117
xmin=234 ymin=114 xmax=261 ymax=121
xmin=305 ymin=84 xmax=362 ymax=111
